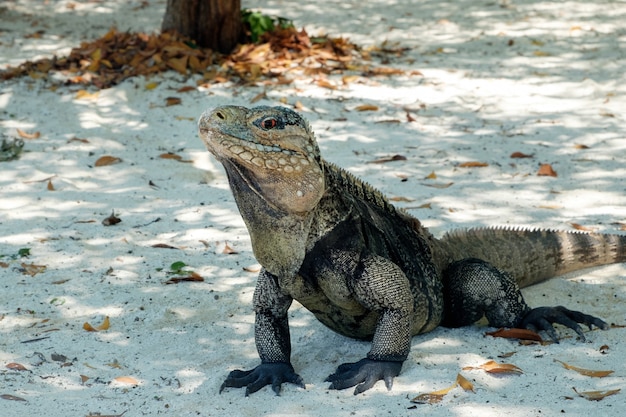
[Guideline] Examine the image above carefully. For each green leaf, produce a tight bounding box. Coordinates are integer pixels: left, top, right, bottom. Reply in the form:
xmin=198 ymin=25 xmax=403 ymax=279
xmin=169 ymin=261 xmax=187 ymax=273
xmin=18 ymin=248 xmax=31 ymax=258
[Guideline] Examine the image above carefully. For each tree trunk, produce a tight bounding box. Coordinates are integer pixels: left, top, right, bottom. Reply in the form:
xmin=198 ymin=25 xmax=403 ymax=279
xmin=162 ymin=0 xmax=242 ymax=53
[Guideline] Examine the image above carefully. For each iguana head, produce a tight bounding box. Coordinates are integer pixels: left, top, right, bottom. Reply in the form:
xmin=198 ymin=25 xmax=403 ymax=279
xmin=198 ymin=106 xmax=325 ymax=214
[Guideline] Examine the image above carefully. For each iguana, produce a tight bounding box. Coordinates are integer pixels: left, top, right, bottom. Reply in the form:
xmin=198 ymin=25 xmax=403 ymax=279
xmin=197 ymin=105 xmax=626 ymax=396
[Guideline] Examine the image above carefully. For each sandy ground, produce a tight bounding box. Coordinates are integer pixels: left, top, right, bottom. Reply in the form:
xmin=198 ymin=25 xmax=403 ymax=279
xmin=1 ymin=1 xmax=625 ymax=416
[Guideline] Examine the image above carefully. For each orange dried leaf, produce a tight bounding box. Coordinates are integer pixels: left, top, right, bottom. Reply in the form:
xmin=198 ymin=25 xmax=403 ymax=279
xmin=16 ymin=128 xmax=40 ymax=139
xmin=389 ymin=196 xmax=415 ymax=202
xmin=159 ymin=153 xmax=182 ymax=160
xmin=463 ymin=360 xmax=523 ymax=375
xmin=144 ymin=81 xmax=159 ymax=90
xmin=75 ymin=90 xmax=99 ymax=100
xmin=425 ymin=171 xmax=437 ymax=180
xmin=151 ymin=243 xmax=179 ymax=249
xmin=94 ymin=155 xmax=122 ymax=167
xmin=573 ymin=387 xmax=620 ymax=401
xmin=537 ymin=163 xmax=557 ymax=177
xmin=47 ymin=179 xmax=55 ymax=191
xmin=486 ymin=327 xmax=543 ymax=342
xmin=355 ymin=104 xmax=379 ymax=112
xmin=80 ymin=374 xmax=90 ymax=384
xmin=316 ymin=79 xmax=337 ymax=89
xmin=165 ymin=97 xmax=182 ymax=106
xmin=574 ymin=143 xmax=590 ymax=149
xmin=222 ymin=243 xmax=239 ymax=255
xmin=554 ymin=360 xmax=614 ymax=377
xmin=83 ymin=316 xmax=110 ymax=332
xmin=113 ymin=376 xmax=139 ymax=385
xmin=571 ymin=223 xmax=595 ymax=232
xmin=167 ymin=56 xmax=188 ymax=74
xmin=456 ymin=373 xmax=474 ymax=392
xmin=459 ymin=161 xmax=488 ymax=168
xmin=176 ymin=85 xmax=196 ymax=93
xmin=6 ymin=363 xmax=28 ymax=371
xmin=510 ymin=151 xmax=533 ymax=158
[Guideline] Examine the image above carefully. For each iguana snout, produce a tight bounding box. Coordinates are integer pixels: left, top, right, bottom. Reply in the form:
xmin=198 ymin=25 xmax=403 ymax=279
xmin=198 ymin=105 xmax=325 ymax=214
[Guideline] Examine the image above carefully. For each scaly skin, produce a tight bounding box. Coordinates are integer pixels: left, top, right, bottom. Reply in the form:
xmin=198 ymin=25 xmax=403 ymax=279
xmin=198 ymin=105 xmax=626 ymax=396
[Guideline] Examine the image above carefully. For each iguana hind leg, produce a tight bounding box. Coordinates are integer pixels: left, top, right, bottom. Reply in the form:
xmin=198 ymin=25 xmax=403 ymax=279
xmin=441 ymin=258 xmax=608 ymax=341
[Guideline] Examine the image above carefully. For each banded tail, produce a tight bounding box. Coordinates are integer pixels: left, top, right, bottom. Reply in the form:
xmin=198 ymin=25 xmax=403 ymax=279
xmin=437 ymin=227 xmax=626 ymax=288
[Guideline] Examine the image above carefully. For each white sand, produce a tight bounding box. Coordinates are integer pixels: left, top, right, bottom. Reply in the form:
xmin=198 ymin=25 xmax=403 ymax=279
xmin=1 ymin=1 xmax=624 ymax=416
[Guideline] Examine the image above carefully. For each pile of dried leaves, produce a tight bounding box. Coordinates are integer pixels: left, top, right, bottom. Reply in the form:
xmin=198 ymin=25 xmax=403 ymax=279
xmin=1 ymin=26 xmax=403 ymax=89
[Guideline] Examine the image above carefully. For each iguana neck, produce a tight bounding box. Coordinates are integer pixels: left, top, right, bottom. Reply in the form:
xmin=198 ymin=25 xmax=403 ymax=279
xmin=223 ymin=158 xmax=315 ymax=278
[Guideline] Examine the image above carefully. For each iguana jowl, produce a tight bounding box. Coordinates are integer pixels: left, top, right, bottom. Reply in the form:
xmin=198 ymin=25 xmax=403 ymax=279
xmin=198 ymin=105 xmax=626 ymax=396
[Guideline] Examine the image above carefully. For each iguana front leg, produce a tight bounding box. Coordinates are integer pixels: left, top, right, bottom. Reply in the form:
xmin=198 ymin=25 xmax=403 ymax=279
xmin=220 ymin=269 xmax=304 ymax=396
xmin=326 ymin=254 xmax=413 ymax=395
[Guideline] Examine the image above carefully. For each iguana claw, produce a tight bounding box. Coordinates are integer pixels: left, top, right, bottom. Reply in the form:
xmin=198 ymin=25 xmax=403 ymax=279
xmin=520 ymin=306 xmax=609 ymax=342
xmin=326 ymin=358 xmax=403 ymax=395
xmin=220 ymin=362 xmax=304 ymax=396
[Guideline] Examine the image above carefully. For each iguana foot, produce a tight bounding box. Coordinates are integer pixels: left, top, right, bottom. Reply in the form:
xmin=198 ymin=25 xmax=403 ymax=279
xmin=325 ymin=358 xmax=402 ymax=395
xmin=220 ymin=362 xmax=304 ymax=396
xmin=520 ymin=306 xmax=609 ymax=342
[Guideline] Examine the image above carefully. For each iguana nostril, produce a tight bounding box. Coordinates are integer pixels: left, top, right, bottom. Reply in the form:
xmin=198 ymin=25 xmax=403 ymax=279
xmin=216 ymin=111 xmax=225 ymax=120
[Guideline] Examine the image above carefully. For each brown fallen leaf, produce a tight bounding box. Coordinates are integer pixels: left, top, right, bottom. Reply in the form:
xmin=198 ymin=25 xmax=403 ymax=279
xmin=222 ymin=243 xmax=239 ymax=255
xmin=243 ymin=264 xmax=262 ymax=273
xmin=486 ymin=328 xmax=543 ymax=342
xmin=459 ymin=161 xmax=488 ymax=168
xmin=425 ymin=171 xmax=437 ymax=180
xmin=151 ymin=243 xmax=179 ymax=249
xmin=537 ymin=163 xmax=557 ymax=177
xmin=158 ymin=152 xmax=192 ymax=163
xmin=0 ymin=262 xmax=9 ymax=268
xmin=571 ymin=223 xmax=595 ymax=232
xmin=355 ymin=104 xmax=379 ymax=112
xmin=165 ymin=97 xmax=182 ymax=106
xmin=16 ymin=128 xmax=41 ymax=139
xmin=368 ymin=154 xmax=407 ymax=164
xmin=6 ymin=363 xmax=28 ymax=371
xmin=20 ymin=262 xmax=46 ymax=277
xmin=463 ymin=360 xmax=523 ymax=375
xmin=95 ymin=155 xmax=122 ymax=167
xmin=165 ymin=272 xmax=204 ymax=284
xmin=599 ymin=344 xmax=609 ymax=354
xmin=83 ymin=316 xmax=110 ymax=332
xmin=0 ymin=394 xmax=27 ymax=402
xmin=389 ymin=196 xmax=415 ymax=202
xmin=554 ymin=360 xmax=614 ymax=377
xmin=47 ymin=179 xmax=55 ymax=191
xmin=510 ymin=151 xmax=533 ymax=158
xmin=102 ymin=211 xmax=122 ymax=226
xmin=574 ymin=144 xmax=590 ymax=149
xmin=422 ymin=182 xmax=454 ymax=189
xmin=411 ymin=374 xmax=474 ymax=404
xmin=573 ymin=387 xmax=620 ymax=401
xmin=75 ymin=89 xmax=100 ymax=100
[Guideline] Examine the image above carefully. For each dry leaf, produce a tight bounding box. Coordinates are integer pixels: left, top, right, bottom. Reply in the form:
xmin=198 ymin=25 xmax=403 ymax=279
xmin=6 ymin=363 xmax=28 ymax=371
xmin=165 ymin=97 xmax=182 ymax=106
xmin=554 ymin=360 xmax=614 ymax=377
xmin=83 ymin=316 xmax=110 ymax=332
xmin=0 ymin=394 xmax=27 ymax=402
xmin=355 ymin=104 xmax=379 ymax=112
xmin=389 ymin=196 xmax=415 ymax=202
xmin=316 ymin=79 xmax=337 ymax=89
xmin=574 ymin=144 xmax=590 ymax=149
xmin=571 ymin=223 xmax=595 ymax=232
xmin=145 ymin=81 xmax=159 ymax=90
xmin=80 ymin=374 xmax=90 ymax=384
xmin=573 ymin=387 xmax=620 ymax=401
xmin=0 ymin=262 xmax=9 ymax=268
xmin=463 ymin=360 xmax=523 ymax=375
xmin=47 ymin=179 xmax=55 ymax=191
xmin=422 ymin=182 xmax=454 ymax=189
xmin=411 ymin=373 xmax=473 ymax=404
xmin=20 ymin=262 xmax=46 ymax=276
xmin=459 ymin=161 xmax=488 ymax=168
xmin=68 ymin=136 xmax=90 ymax=143
xmin=250 ymin=91 xmax=267 ymax=103
xmin=486 ymin=328 xmax=543 ymax=342
xmin=75 ymin=89 xmax=99 ymax=100
xmin=113 ymin=376 xmax=139 ymax=385
xmin=537 ymin=163 xmax=557 ymax=177
xmin=95 ymin=155 xmax=122 ymax=167
xmin=16 ymin=128 xmax=40 ymax=139
xmin=368 ymin=154 xmax=407 ymax=164
xmin=159 ymin=153 xmax=192 ymax=163
xmin=165 ymin=272 xmax=204 ymax=284
xmin=425 ymin=171 xmax=437 ymax=180
xmin=243 ymin=264 xmax=262 ymax=273
xmin=102 ymin=211 xmax=122 ymax=226
xmin=151 ymin=243 xmax=179 ymax=249
xmin=222 ymin=243 xmax=239 ymax=255
xmin=510 ymin=151 xmax=533 ymax=158
xmin=599 ymin=345 xmax=609 ymax=354
xmin=176 ymin=85 xmax=196 ymax=93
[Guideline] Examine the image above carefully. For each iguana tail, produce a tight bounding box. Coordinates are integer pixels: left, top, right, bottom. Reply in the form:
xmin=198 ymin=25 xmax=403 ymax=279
xmin=436 ymin=227 xmax=626 ymax=288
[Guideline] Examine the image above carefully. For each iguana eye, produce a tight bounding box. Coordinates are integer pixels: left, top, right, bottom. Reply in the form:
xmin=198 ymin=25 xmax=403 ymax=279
xmin=261 ymin=118 xmax=277 ymax=129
